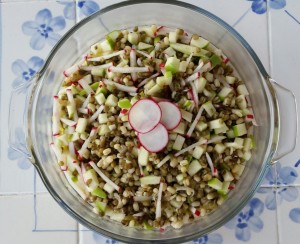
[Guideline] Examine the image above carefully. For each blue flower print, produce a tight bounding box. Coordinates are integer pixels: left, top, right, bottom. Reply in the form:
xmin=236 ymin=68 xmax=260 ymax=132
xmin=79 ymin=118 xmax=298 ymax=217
xmin=11 ymin=56 xmax=44 ymax=90
xmin=8 ymin=128 xmax=31 ymax=170
xmin=105 ymin=239 xmax=118 ymax=244
xmin=249 ymin=0 xmax=286 ymax=14
xmin=78 ymin=0 xmax=100 ymax=17
xmin=290 ymin=208 xmax=300 ymax=223
xmin=92 ymin=232 xmax=117 ymax=243
xmin=225 ymin=198 xmax=264 ymax=242
xmin=193 ymin=233 xmax=223 ymax=244
xmin=258 ymin=162 xmax=299 ymax=210
xmin=58 ymin=1 xmax=76 ymax=20
xmin=22 ymin=9 xmax=66 ymax=50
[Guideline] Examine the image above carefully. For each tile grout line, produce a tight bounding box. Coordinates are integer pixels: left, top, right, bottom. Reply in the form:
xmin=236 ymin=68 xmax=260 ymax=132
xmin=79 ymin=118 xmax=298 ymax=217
xmin=266 ymin=5 xmax=280 ymax=243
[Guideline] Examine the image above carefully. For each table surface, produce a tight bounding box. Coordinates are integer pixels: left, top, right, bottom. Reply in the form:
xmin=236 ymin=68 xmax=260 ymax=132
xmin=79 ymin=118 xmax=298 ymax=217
xmin=1 ymin=0 xmax=300 ymax=243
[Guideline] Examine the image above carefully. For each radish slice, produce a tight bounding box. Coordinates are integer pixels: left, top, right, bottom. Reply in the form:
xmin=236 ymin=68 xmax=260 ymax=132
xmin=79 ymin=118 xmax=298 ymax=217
xmin=89 ymin=161 xmax=120 ymax=192
xmin=108 ymin=66 xmax=151 ymax=73
xmin=190 ymin=206 xmax=200 ymax=217
xmin=156 ymin=182 xmax=163 ymax=219
xmin=205 ymin=152 xmax=217 ymax=176
xmin=186 ymin=106 xmax=204 ymax=137
xmin=130 ymin=48 xmax=137 ymax=82
xmin=60 ymin=118 xmax=77 ymax=127
xmin=128 ymin=99 xmax=162 ymax=133
xmin=136 ymin=50 xmax=153 ymax=59
xmin=80 ymin=62 xmax=113 ymax=71
xmin=193 ymin=61 xmax=204 ymax=74
xmin=185 ymin=72 xmax=201 ymax=83
xmin=102 ymin=79 xmax=137 ymax=94
xmin=156 ymin=155 xmax=171 ymax=168
xmin=199 ymin=61 xmax=212 ymax=73
xmin=138 ymin=123 xmax=168 ymax=153
xmin=158 ymin=101 xmax=181 ymax=130
xmin=66 ymin=89 xmax=78 ymax=121
xmin=137 ymin=72 xmax=160 ymax=88
xmin=87 ymin=50 xmax=125 ymax=62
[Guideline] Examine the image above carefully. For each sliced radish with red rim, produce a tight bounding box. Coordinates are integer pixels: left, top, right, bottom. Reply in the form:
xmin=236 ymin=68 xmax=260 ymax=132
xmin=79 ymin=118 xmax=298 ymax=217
xmin=158 ymin=101 xmax=181 ymax=130
xmin=128 ymin=99 xmax=161 ymax=133
xmin=138 ymin=123 xmax=168 ymax=153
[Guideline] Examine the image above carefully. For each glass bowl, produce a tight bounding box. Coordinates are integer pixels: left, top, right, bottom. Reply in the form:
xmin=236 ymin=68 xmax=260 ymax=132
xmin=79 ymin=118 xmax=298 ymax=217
xmin=9 ymin=1 xmax=297 ymax=243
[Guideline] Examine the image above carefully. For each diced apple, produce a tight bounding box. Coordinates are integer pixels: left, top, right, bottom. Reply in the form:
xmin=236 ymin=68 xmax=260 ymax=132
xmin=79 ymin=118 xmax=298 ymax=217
xmin=138 ymin=146 xmax=149 ymax=166
xmin=208 ymin=178 xmax=223 ymax=190
xmin=214 ymin=143 xmax=226 ymax=154
xmin=75 ymin=118 xmax=88 ymax=133
xmin=237 ymin=84 xmax=249 ymax=95
xmin=146 ymin=84 xmax=163 ymax=96
xmin=190 ymin=36 xmax=210 ymax=49
xmin=165 ymin=57 xmax=180 ymax=74
xmin=103 ymin=182 xmax=115 ymax=194
xmin=225 ymin=76 xmax=236 ymax=84
xmin=188 ymin=159 xmax=202 ymax=176
xmin=214 ymin=124 xmax=229 ymax=134
xmin=92 ymin=187 xmax=107 ymax=199
xmin=128 ymin=32 xmax=139 ymax=45
xmin=233 ymin=123 xmax=247 ymax=137
xmin=163 ymin=46 xmax=176 ymax=56
xmin=95 ymin=92 xmax=106 ymax=105
xmin=203 ymin=101 xmax=216 ymax=117
xmin=218 ymin=87 xmax=232 ymax=101
xmin=170 ymin=43 xmax=199 ymax=55
xmin=169 ymin=31 xmax=179 ymax=43
xmin=236 ymin=95 xmax=247 ymax=109
xmin=105 ymin=94 xmax=118 ymax=107
xmin=95 ymin=200 xmax=107 ymax=213
xmin=179 ymin=61 xmax=188 ymax=72
xmin=210 ymin=54 xmax=222 ymax=67
xmin=208 ymin=118 xmax=225 ymax=130
xmin=195 ymin=121 xmax=208 ymax=132
xmin=180 ymin=109 xmax=193 ymax=122
xmin=99 ymin=124 xmax=110 ymax=135
xmin=171 ymin=121 xmax=186 ymax=134
xmin=140 ymin=175 xmax=161 ymax=185
xmin=137 ymin=42 xmax=153 ymax=50
xmin=173 ymin=135 xmax=185 ymax=150
xmin=194 ymin=77 xmax=207 ymax=93
xmin=192 ymin=146 xmax=205 ymax=159
xmin=98 ymin=113 xmax=108 ymax=124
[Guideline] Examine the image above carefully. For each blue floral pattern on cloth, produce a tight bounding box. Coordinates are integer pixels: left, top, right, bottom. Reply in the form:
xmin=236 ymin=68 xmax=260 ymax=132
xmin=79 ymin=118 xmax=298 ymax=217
xmin=225 ymin=198 xmax=264 ymax=242
xmin=22 ymin=9 xmax=66 ymax=50
xmin=257 ymin=162 xmax=299 ymax=210
xmin=249 ymin=0 xmax=286 ymax=14
xmin=78 ymin=0 xmax=100 ymax=17
xmin=193 ymin=233 xmax=223 ymax=244
xmin=11 ymin=56 xmax=44 ymax=91
xmin=7 ymin=128 xmax=31 ymax=170
xmin=60 ymin=0 xmax=100 ymax=20
xmin=93 ymin=232 xmax=117 ymax=243
xmin=58 ymin=1 xmax=76 ymax=20
xmin=290 ymin=208 xmax=300 ymax=223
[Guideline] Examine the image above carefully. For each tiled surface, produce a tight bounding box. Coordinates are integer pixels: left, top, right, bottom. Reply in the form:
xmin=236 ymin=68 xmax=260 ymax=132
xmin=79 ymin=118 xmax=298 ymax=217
xmin=0 ymin=0 xmax=300 ymax=244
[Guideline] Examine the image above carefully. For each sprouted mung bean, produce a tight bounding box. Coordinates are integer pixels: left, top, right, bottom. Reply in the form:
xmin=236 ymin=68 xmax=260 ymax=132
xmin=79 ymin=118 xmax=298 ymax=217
xmin=51 ymin=25 xmax=256 ymax=230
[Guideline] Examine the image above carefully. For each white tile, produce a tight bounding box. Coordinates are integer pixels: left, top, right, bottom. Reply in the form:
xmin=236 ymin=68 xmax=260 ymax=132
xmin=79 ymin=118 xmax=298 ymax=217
xmin=35 ymin=193 xmax=78 ymax=231
xmin=269 ymin=0 xmax=300 ymax=185
xmin=276 ymin=186 xmax=300 ymax=244
xmin=79 ymin=224 xmax=120 ymax=244
xmin=0 ymin=1 xmax=75 ymax=194
xmin=0 ymin=195 xmax=78 ymax=244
